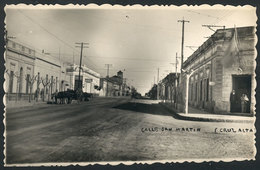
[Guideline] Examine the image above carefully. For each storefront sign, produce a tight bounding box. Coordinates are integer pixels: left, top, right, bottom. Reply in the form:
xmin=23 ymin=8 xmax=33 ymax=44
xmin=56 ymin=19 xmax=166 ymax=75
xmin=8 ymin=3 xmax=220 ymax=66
xmin=85 ymin=79 xmax=93 ymax=83
xmin=209 ymin=81 xmax=215 ymax=86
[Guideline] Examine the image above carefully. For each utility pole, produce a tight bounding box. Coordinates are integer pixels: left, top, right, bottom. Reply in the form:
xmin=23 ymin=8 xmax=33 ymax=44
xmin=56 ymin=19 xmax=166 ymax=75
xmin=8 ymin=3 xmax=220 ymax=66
xmin=157 ymin=68 xmax=160 ymax=100
xmin=184 ymin=69 xmax=195 ymax=114
xmin=72 ymin=50 xmax=75 ymax=65
xmin=175 ymin=52 xmax=179 ymax=106
xmin=105 ymin=64 xmax=112 ymax=78
xmin=75 ymin=42 xmax=89 ymax=90
xmin=175 ymin=53 xmax=178 ymax=74
xmin=178 ymin=18 xmax=190 ymax=73
xmin=105 ymin=64 xmax=112 ymax=97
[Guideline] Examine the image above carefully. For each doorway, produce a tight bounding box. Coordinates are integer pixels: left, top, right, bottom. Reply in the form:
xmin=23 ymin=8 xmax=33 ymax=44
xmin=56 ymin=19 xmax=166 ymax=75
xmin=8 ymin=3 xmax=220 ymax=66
xmin=232 ymin=75 xmax=251 ymax=113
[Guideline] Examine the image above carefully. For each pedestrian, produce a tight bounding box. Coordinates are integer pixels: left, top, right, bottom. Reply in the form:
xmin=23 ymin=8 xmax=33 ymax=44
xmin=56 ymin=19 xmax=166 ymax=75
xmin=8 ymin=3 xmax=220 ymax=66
xmin=240 ymin=93 xmax=249 ymax=113
xmin=230 ymin=90 xmax=237 ymax=112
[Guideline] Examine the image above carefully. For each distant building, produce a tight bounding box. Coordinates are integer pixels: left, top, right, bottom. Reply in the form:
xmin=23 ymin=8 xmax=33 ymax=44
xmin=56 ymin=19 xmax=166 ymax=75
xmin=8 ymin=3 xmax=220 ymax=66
xmin=179 ymin=26 xmax=256 ymax=115
xmin=66 ymin=64 xmax=100 ymax=95
xmin=99 ymin=78 xmax=115 ymax=97
xmin=159 ymin=73 xmax=180 ymax=103
xmin=99 ymin=70 xmax=130 ymax=97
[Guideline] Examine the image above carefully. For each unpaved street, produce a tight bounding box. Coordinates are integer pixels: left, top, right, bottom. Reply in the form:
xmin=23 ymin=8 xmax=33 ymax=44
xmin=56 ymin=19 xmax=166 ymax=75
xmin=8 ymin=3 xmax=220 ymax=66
xmin=5 ymin=97 xmax=255 ymax=164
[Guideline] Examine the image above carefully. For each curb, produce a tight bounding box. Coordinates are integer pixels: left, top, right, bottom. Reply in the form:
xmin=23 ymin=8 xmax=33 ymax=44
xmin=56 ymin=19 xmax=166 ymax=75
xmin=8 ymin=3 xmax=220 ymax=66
xmin=160 ymin=103 xmax=254 ymax=123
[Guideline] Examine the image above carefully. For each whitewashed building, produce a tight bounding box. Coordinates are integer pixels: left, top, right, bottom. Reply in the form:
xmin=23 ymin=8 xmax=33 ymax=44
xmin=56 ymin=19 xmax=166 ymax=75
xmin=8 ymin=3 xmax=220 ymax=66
xmin=5 ymin=39 xmax=68 ymax=102
xmin=66 ymin=64 xmax=100 ymax=95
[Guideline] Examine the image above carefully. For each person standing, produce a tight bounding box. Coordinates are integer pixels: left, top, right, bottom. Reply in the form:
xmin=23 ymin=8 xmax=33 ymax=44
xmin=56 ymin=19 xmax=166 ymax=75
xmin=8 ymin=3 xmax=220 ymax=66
xmin=230 ymin=90 xmax=237 ymax=112
xmin=241 ymin=94 xmax=249 ymax=113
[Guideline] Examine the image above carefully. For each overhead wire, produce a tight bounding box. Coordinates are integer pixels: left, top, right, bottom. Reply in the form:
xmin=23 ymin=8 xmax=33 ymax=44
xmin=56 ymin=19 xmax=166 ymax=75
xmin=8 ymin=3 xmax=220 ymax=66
xmin=17 ymin=9 xmax=81 ymax=55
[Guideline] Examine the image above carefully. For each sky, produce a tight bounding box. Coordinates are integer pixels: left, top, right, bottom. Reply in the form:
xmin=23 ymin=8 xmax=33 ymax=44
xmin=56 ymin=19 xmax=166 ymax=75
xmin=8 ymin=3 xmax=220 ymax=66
xmin=5 ymin=5 xmax=257 ymax=95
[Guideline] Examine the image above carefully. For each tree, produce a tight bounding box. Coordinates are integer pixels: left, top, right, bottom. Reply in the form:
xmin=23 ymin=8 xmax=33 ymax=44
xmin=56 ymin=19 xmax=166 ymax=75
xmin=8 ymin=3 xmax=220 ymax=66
xmin=41 ymin=77 xmax=50 ymax=102
xmin=35 ymin=75 xmax=42 ymax=102
xmin=148 ymin=84 xmax=157 ymax=100
xmin=13 ymin=71 xmax=22 ymax=102
xmin=25 ymin=75 xmax=38 ymax=103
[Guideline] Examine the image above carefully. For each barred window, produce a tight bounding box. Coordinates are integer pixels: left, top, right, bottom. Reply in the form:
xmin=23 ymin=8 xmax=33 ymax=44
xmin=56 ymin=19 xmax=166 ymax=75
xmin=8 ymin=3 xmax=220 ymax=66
xmin=9 ymin=71 xmax=14 ymax=93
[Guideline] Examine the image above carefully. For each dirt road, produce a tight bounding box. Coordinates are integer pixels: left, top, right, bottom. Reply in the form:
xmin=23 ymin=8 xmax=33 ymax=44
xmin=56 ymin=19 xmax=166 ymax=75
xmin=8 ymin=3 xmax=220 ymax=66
xmin=5 ymin=97 xmax=255 ymax=164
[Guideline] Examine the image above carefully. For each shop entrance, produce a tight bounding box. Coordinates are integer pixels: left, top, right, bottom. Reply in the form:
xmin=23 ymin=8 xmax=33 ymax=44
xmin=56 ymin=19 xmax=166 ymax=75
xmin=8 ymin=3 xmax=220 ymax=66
xmin=232 ymin=75 xmax=251 ymax=113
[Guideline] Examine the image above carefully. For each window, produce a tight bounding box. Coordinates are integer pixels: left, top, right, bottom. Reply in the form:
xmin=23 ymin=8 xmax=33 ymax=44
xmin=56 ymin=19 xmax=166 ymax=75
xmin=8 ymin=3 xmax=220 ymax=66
xmin=29 ymin=49 xmax=31 ymax=54
xmin=19 ymin=67 xmax=23 ymax=93
xmin=9 ymin=71 xmax=14 ymax=93
xmin=26 ymin=74 xmax=30 ymax=94
xmin=195 ymin=82 xmax=198 ymax=101
xmin=22 ymin=46 xmax=25 ymax=52
xmin=56 ymin=77 xmax=58 ymax=91
xmin=51 ymin=76 xmax=53 ymax=94
xmin=206 ymin=78 xmax=209 ymax=101
xmin=200 ymin=80 xmax=203 ymax=101
xmin=191 ymin=83 xmax=193 ymax=101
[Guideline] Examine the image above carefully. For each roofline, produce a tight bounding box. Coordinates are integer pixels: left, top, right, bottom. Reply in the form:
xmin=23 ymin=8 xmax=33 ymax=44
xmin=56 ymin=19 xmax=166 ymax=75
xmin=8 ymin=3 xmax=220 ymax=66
xmin=182 ymin=26 xmax=255 ymax=68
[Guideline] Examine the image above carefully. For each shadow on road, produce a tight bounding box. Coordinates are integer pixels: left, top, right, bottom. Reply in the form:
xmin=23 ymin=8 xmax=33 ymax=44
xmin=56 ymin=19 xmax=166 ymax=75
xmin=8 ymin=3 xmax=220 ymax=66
xmin=113 ymin=102 xmax=173 ymax=116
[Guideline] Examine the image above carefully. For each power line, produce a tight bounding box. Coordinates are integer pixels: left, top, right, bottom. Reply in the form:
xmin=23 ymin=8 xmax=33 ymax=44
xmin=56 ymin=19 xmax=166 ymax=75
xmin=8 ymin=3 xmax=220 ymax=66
xmin=186 ymin=10 xmax=220 ymax=19
xmin=17 ymin=10 xmax=81 ymax=55
xmin=88 ymin=55 xmax=173 ymax=62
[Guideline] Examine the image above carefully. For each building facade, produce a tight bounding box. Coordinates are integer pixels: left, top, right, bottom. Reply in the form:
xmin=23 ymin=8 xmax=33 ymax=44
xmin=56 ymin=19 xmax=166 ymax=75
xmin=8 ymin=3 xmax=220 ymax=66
xmin=66 ymin=64 xmax=100 ymax=95
xmin=180 ymin=26 xmax=256 ymax=115
xmin=5 ymin=39 xmax=68 ymax=102
xmin=5 ymin=39 xmax=35 ymax=100
xmin=99 ymin=71 xmax=131 ymax=97
xmin=159 ymin=73 xmax=180 ymax=103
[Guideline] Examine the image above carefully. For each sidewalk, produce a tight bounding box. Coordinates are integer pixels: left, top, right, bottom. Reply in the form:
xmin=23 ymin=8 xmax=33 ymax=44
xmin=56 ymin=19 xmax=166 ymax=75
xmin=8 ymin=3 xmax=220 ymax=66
xmin=5 ymin=100 xmax=47 ymax=109
xmin=160 ymin=103 xmax=255 ymax=123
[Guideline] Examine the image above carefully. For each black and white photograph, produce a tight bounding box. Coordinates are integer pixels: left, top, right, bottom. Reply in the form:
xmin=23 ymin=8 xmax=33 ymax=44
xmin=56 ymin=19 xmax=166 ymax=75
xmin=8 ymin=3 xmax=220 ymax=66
xmin=3 ymin=4 xmax=257 ymax=166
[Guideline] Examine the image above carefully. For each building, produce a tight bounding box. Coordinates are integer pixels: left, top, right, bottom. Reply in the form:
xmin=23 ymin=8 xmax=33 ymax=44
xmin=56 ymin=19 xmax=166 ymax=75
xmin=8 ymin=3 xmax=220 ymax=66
xmin=66 ymin=64 xmax=100 ymax=95
xmin=5 ymin=39 xmax=69 ymax=102
xmin=5 ymin=39 xmax=35 ymax=101
xmin=159 ymin=73 xmax=180 ymax=103
xmin=179 ymin=26 xmax=256 ymax=115
xmin=34 ymin=52 xmax=63 ymax=101
xmin=99 ymin=71 xmax=131 ymax=97
xmin=99 ymin=77 xmax=115 ymax=97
